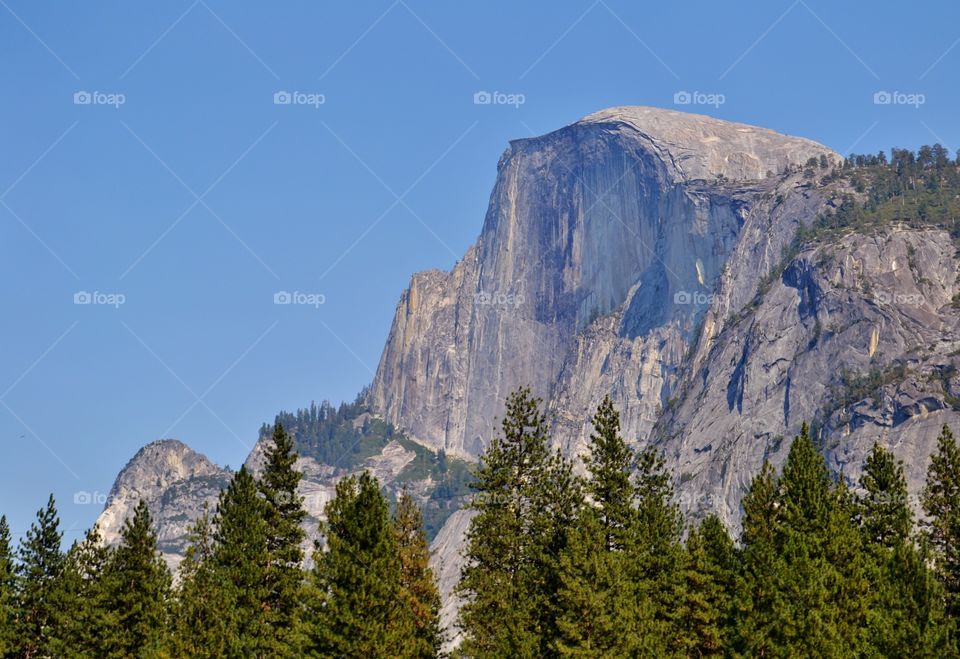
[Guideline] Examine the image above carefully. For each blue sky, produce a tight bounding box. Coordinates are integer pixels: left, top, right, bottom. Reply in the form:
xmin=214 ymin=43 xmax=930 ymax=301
xmin=2 ymin=0 xmax=958 ymax=544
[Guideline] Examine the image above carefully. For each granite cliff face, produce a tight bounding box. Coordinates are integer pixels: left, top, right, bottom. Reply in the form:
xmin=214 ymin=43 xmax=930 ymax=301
xmin=368 ymin=106 xmax=837 ymax=464
xmin=658 ymin=227 xmax=960 ymax=527
xmin=98 ymin=107 xmax=960 ymax=639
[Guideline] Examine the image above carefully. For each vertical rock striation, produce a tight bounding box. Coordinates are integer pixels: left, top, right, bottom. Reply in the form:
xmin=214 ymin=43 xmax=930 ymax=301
xmin=368 ymin=106 xmax=838 ymax=464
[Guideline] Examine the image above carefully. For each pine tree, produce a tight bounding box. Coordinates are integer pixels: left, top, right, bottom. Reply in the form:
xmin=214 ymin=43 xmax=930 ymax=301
xmin=778 ymin=426 xmax=868 ymax=654
xmin=628 ymin=446 xmax=684 ymax=651
xmin=306 ymin=471 xmax=406 ymax=657
xmin=102 ymin=500 xmax=171 ymax=656
xmin=736 ymin=425 xmax=871 ymax=655
xmin=855 ymin=442 xmax=948 ymax=653
xmin=554 ymin=396 xmax=654 ymax=655
xmin=584 ymin=395 xmax=634 ymax=550
xmin=675 ymin=515 xmax=737 ymax=656
xmin=553 ymin=508 xmax=649 ymax=656
xmin=457 ymin=387 xmax=582 ymax=657
xmin=867 ymin=535 xmax=952 ymax=655
xmin=393 ymin=491 xmax=443 ymax=657
xmin=823 ymin=476 xmax=872 ymax=654
xmin=733 ymin=461 xmax=781 ymax=655
xmin=16 ymin=494 xmax=65 ymax=658
xmin=47 ymin=525 xmax=113 ymax=658
xmin=212 ymin=466 xmax=272 ymax=656
xmin=674 ymin=523 xmax=727 ymax=656
xmin=858 ymin=442 xmax=911 ymax=547
xmin=172 ymin=504 xmax=230 ymax=658
xmin=258 ymin=422 xmax=307 ymax=653
xmin=922 ymin=424 xmax=960 ymax=620
xmin=0 ymin=516 xmax=17 ymax=656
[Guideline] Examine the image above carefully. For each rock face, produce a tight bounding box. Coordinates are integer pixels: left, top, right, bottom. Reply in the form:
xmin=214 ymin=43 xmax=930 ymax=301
xmin=97 ymin=436 xmax=420 ymax=568
xmin=658 ymin=227 xmax=960 ymax=527
xmin=95 ymin=440 xmax=232 ymax=569
xmin=98 ymin=106 xmax=960 ymax=640
xmin=368 ymin=105 xmax=837 ymax=463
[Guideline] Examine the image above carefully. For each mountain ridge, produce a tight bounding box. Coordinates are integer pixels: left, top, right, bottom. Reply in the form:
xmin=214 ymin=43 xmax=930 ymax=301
xmin=95 ymin=106 xmax=959 ymax=636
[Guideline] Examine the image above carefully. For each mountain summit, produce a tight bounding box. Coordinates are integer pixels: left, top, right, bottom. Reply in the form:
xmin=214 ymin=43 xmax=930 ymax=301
xmin=368 ymin=105 xmax=837 ymax=470
xmin=98 ymin=107 xmax=960 ymax=632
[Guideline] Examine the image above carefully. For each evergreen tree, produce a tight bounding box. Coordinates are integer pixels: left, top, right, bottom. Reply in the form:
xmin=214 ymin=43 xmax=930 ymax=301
xmin=257 ymin=422 xmax=307 ymax=653
xmin=628 ymin=446 xmax=685 ymax=652
xmin=736 ymin=426 xmax=871 ymax=655
xmin=554 ymin=396 xmax=659 ymax=655
xmin=854 ymin=442 xmax=951 ymax=653
xmin=733 ymin=461 xmax=781 ymax=655
xmin=171 ymin=504 xmax=230 ymax=658
xmin=393 ymin=491 xmax=443 ymax=657
xmin=16 ymin=494 xmax=65 ymax=658
xmin=776 ymin=426 xmax=869 ymax=654
xmin=0 ymin=516 xmax=17 ymax=656
xmin=457 ymin=387 xmax=582 ymax=657
xmin=674 ymin=523 xmax=727 ymax=656
xmin=584 ymin=395 xmax=635 ymax=550
xmin=306 ymin=471 xmax=406 ymax=657
xmin=102 ymin=500 xmax=171 ymax=656
xmin=922 ymin=424 xmax=960 ymax=620
xmin=553 ymin=508 xmax=649 ymax=656
xmin=211 ymin=466 xmax=272 ymax=656
xmin=48 ymin=525 xmax=113 ymax=658
xmin=675 ymin=514 xmax=737 ymax=656
xmin=858 ymin=442 xmax=911 ymax=547
xmin=867 ymin=536 xmax=952 ymax=656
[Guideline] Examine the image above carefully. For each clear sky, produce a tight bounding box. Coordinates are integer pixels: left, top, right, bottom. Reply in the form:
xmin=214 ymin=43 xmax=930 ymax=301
xmin=2 ymin=0 xmax=958 ymax=544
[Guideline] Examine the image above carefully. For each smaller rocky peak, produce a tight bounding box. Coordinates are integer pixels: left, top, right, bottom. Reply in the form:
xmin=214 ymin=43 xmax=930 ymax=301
xmin=97 ymin=439 xmax=231 ymax=551
xmin=108 ymin=438 xmax=225 ymax=499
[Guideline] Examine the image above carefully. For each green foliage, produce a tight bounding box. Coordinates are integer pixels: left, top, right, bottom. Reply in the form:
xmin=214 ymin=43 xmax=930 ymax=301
xmin=101 ymin=500 xmax=172 ymax=656
xmin=262 ymin=394 xmax=394 ymax=470
xmin=171 ymin=505 xmax=230 ymax=658
xmin=922 ymin=424 xmax=960 ymax=623
xmin=857 ymin=442 xmax=912 ymax=547
xmin=798 ymin=145 xmax=960 ymax=247
xmin=16 ymin=494 xmax=65 ymax=658
xmin=258 ymin=423 xmax=307 ymax=654
xmin=584 ymin=395 xmax=635 ymax=551
xmin=5 ymin=396 xmax=960 ymax=657
xmin=457 ymin=387 xmax=583 ymax=657
xmin=47 ymin=525 xmax=113 ymax=658
xmin=393 ymin=491 xmax=443 ymax=657
xmin=734 ymin=426 xmax=874 ymax=656
xmin=306 ymin=471 xmax=406 ymax=656
xmin=676 ymin=516 xmax=735 ymax=657
xmin=211 ymin=466 xmax=273 ymax=656
xmin=265 ymin=397 xmax=473 ymax=542
xmin=0 ymin=517 xmax=17 ymax=655
xmin=553 ymin=508 xmax=650 ymax=656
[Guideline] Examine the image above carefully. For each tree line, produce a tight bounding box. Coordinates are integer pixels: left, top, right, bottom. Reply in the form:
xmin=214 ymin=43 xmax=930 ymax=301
xmin=455 ymin=388 xmax=960 ymax=657
xmin=2 ymin=389 xmax=960 ymax=656
xmin=0 ymin=425 xmax=441 ymax=657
